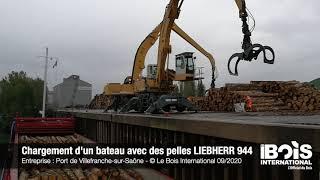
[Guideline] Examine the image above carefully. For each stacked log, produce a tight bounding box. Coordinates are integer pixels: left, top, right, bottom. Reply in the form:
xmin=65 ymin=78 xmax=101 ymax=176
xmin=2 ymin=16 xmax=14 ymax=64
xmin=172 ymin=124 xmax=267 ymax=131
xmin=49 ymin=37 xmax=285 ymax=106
xmin=191 ymin=89 xmax=286 ymax=112
xmin=19 ymin=167 xmax=143 ymax=180
xmin=89 ymin=94 xmax=111 ymax=109
xmin=191 ymin=88 xmax=243 ymax=112
xmin=191 ymin=81 xmax=320 ymax=112
xmin=19 ymin=135 xmax=81 ymax=144
xmin=256 ymin=81 xmax=320 ymax=111
xmin=18 ymin=135 xmax=144 ymax=180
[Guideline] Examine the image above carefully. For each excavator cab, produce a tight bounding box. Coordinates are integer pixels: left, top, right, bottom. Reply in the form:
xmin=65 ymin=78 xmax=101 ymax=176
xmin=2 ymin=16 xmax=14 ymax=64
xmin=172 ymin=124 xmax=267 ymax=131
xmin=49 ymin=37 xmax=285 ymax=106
xmin=175 ymin=52 xmax=195 ymax=81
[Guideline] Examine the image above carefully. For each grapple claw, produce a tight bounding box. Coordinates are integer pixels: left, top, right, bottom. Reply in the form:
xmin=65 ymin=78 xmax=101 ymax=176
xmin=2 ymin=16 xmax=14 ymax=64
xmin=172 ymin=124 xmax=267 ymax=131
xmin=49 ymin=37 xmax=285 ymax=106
xmin=228 ymin=53 xmax=243 ymax=76
xmin=228 ymin=44 xmax=275 ymax=76
xmin=230 ymin=1 xmax=275 ymax=76
xmin=244 ymin=43 xmax=265 ymax=60
xmin=263 ymin=46 xmax=275 ymax=64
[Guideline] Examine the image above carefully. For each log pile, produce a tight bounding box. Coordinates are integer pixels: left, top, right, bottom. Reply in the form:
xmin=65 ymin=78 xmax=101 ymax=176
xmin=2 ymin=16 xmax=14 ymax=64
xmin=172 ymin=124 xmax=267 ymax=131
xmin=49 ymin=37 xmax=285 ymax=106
xmin=19 ymin=135 xmax=144 ymax=180
xmin=89 ymin=94 xmax=111 ymax=109
xmin=190 ymin=89 xmax=243 ymax=112
xmin=19 ymin=135 xmax=81 ymax=144
xmin=190 ymin=81 xmax=320 ymax=112
xmin=19 ymin=167 xmax=143 ymax=180
xmin=254 ymin=81 xmax=320 ymax=111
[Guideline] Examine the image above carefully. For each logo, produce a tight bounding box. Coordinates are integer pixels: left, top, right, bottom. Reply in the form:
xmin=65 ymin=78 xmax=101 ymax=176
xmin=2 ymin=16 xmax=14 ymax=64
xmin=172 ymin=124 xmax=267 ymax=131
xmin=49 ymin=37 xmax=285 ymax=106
xmin=260 ymin=141 xmax=313 ymax=170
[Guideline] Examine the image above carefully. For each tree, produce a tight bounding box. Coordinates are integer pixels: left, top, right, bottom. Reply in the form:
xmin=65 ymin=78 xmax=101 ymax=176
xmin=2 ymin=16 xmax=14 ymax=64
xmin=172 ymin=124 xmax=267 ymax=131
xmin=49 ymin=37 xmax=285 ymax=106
xmin=310 ymin=78 xmax=320 ymax=89
xmin=177 ymin=80 xmax=206 ymax=97
xmin=173 ymin=84 xmax=181 ymax=95
xmin=0 ymin=71 xmax=43 ymax=130
xmin=196 ymin=80 xmax=206 ymax=97
xmin=179 ymin=81 xmax=196 ymax=97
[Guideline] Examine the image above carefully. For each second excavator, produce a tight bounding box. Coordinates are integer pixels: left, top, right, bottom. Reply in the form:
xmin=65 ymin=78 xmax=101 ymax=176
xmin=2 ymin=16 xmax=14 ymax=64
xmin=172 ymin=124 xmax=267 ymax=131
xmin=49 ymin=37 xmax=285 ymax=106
xmin=89 ymin=0 xmax=275 ymax=113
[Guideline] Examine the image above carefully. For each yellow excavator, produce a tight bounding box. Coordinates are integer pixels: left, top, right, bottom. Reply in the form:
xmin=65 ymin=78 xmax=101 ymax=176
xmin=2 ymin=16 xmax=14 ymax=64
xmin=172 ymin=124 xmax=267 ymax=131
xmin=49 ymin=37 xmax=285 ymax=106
xmin=89 ymin=0 xmax=275 ymax=113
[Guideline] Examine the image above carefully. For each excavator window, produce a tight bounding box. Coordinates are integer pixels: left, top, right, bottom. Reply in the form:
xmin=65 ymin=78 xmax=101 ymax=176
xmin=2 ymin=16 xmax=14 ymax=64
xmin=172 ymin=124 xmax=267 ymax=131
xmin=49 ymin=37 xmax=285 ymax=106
xmin=175 ymin=52 xmax=195 ymax=76
xmin=124 ymin=76 xmax=132 ymax=84
xmin=186 ymin=57 xmax=194 ymax=72
xmin=187 ymin=57 xmax=194 ymax=70
xmin=176 ymin=57 xmax=185 ymax=68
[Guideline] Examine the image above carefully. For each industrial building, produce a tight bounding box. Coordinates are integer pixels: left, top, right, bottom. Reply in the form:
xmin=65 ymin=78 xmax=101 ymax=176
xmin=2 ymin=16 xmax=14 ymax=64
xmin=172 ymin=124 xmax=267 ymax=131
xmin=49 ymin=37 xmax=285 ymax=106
xmin=52 ymin=75 xmax=92 ymax=108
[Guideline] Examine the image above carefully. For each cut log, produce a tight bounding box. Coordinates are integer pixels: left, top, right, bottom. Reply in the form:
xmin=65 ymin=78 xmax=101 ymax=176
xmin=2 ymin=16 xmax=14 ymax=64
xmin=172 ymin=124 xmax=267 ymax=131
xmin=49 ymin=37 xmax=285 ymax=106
xmin=73 ymin=168 xmax=86 ymax=180
xmin=190 ymin=81 xmax=320 ymax=112
xmin=19 ymin=171 xmax=29 ymax=180
xmin=63 ymin=169 xmax=77 ymax=180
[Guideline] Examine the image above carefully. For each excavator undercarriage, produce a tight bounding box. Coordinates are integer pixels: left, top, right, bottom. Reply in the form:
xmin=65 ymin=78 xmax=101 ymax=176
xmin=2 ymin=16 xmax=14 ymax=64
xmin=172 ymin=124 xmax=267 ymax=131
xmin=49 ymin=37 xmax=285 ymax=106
xmin=90 ymin=93 xmax=198 ymax=113
xmin=89 ymin=53 xmax=200 ymax=113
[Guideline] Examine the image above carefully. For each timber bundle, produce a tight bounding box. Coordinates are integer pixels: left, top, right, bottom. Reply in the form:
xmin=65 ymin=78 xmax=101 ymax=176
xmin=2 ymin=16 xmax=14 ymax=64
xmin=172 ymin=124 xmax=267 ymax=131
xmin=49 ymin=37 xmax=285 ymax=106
xmin=19 ymin=135 xmax=81 ymax=144
xmin=19 ymin=168 xmax=143 ymax=180
xmin=89 ymin=94 xmax=110 ymax=109
xmin=19 ymin=135 xmax=144 ymax=180
xmin=190 ymin=81 xmax=320 ymax=112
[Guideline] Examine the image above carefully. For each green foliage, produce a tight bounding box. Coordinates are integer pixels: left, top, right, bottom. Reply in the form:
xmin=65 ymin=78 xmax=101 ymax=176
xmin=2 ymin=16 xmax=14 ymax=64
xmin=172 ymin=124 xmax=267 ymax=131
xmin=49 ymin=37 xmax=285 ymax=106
xmin=310 ymin=78 xmax=320 ymax=89
xmin=177 ymin=80 xmax=206 ymax=97
xmin=173 ymin=84 xmax=181 ymax=95
xmin=196 ymin=80 xmax=206 ymax=97
xmin=0 ymin=71 xmax=43 ymax=130
xmin=179 ymin=81 xmax=196 ymax=97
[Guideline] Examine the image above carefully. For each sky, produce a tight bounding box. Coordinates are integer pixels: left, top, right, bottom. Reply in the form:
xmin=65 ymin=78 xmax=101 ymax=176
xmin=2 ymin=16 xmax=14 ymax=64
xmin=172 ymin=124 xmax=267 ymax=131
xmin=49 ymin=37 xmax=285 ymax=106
xmin=0 ymin=0 xmax=319 ymax=96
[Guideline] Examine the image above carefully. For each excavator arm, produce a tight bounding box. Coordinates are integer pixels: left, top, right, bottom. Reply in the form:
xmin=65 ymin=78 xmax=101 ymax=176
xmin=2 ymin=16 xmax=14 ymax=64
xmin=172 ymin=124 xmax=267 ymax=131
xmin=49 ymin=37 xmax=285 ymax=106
xmin=156 ymin=0 xmax=182 ymax=88
xmin=235 ymin=0 xmax=244 ymax=13
xmin=228 ymin=0 xmax=275 ymax=76
xmin=135 ymin=0 xmax=216 ymax=89
xmin=172 ymin=23 xmax=217 ymax=88
xmin=131 ymin=23 xmax=217 ymax=89
xmin=131 ymin=23 xmax=162 ymax=82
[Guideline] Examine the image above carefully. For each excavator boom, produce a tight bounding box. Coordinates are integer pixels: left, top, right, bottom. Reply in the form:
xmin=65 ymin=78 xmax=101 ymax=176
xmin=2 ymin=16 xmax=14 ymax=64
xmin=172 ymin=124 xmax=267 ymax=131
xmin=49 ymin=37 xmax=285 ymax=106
xmin=131 ymin=24 xmax=162 ymax=82
xmin=156 ymin=0 xmax=181 ymax=88
xmin=172 ymin=23 xmax=217 ymax=88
